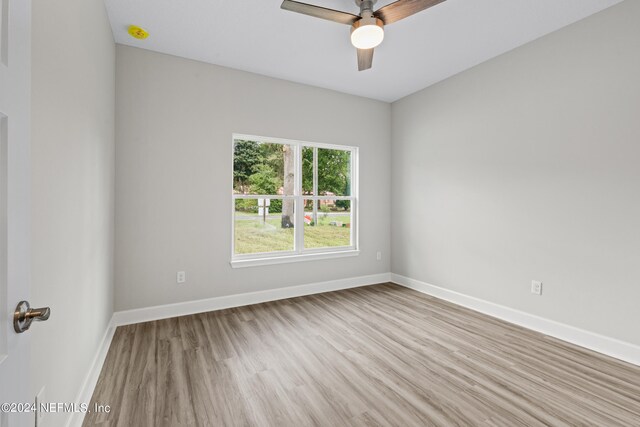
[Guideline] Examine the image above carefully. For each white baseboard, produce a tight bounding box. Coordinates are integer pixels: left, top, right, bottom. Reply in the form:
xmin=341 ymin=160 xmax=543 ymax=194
xmin=111 ymin=272 xmax=392 ymax=326
xmin=391 ymin=273 xmax=640 ymax=366
xmin=66 ymin=322 xmax=117 ymax=427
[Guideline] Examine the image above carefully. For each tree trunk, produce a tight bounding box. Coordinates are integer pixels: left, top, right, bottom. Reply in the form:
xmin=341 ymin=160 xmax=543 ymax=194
xmin=281 ymin=145 xmax=295 ymax=228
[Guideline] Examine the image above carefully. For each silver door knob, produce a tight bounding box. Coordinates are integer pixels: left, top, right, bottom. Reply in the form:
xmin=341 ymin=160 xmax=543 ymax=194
xmin=13 ymin=301 xmax=51 ymax=333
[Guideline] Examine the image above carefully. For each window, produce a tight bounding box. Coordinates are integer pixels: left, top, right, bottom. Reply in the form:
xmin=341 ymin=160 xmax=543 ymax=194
xmin=232 ymin=134 xmax=358 ymax=267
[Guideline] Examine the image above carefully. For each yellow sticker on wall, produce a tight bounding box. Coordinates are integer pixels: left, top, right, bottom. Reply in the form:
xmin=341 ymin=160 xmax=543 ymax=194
xmin=128 ymin=25 xmax=149 ymax=40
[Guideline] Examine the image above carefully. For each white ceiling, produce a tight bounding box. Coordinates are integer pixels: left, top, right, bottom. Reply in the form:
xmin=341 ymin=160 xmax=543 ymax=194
xmin=104 ymin=0 xmax=623 ymax=102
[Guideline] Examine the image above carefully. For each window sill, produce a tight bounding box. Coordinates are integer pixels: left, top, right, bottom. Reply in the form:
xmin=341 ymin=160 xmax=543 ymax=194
xmin=230 ymin=250 xmax=360 ymax=268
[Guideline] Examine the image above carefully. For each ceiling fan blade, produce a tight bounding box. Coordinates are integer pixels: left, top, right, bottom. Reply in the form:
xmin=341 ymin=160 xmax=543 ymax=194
xmin=281 ymin=0 xmax=359 ymax=25
xmin=357 ymin=48 xmax=374 ymax=71
xmin=374 ymin=0 xmax=446 ymax=25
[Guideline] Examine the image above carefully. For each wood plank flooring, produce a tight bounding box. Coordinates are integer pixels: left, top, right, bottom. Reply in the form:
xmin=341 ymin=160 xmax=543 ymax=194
xmin=83 ymin=283 xmax=640 ymax=426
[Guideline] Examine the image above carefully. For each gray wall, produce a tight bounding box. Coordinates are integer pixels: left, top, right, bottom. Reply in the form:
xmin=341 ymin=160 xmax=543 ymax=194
xmin=391 ymin=0 xmax=640 ymax=345
xmin=30 ymin=0 xmax=115 ymax=424
xmin=114 ymin=46 xmax=391 ymax=311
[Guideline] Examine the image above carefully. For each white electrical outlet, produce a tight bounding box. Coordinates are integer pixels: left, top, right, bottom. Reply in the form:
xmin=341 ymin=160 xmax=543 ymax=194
xmin=177 ymin=271 xmax=186 ymax=284
xmin=531 ymin=280 xmax=542 ymax=295
xmin=35 ymin=386 xmax=45 ymax=426
xmin=376 ymin=251 xmax=382 ymax=261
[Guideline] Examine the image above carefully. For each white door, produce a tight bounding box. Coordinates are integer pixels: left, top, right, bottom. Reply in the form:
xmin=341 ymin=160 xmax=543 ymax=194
xmin=0 ymin=0 xmax=32 ymax=426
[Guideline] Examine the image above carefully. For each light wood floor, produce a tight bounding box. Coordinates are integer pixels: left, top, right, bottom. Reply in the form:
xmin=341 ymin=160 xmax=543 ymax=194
xmin=84 ymin=283 xmax=640 ymax=426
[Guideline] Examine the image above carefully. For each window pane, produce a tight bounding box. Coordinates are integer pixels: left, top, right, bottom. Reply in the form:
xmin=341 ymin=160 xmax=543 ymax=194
xmin=318 ymin=148 xmax=351 ymax=196
xmin=234 ymin=198 xmax=295 ymax=254
xmin=233 ymin=139 xmax=295 ymax=195
xmin=304 ymin=199 xmax=351 ymax=249
xmin=302 ymin=146 xmax=314 ymax=195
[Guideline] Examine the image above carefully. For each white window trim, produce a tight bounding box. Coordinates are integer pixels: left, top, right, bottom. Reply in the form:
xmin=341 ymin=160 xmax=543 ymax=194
xmin=230 ymin=133 xmax=359 ymax=268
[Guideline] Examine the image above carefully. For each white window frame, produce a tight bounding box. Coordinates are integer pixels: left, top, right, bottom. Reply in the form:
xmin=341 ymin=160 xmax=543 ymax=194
xmin=231 ymin=133 xmax=359 ymax=268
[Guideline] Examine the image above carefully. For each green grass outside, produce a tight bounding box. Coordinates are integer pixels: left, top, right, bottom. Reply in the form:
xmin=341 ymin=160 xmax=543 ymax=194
xmin=304 ymin=214 xmax=351 ymax=249
xmin=234 ymin=214 xmax=351 ymax=254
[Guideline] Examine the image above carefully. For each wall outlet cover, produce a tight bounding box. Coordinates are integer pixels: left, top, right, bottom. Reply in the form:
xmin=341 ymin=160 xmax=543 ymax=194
xmin=531 ymin=280 xmax=543 ymax=295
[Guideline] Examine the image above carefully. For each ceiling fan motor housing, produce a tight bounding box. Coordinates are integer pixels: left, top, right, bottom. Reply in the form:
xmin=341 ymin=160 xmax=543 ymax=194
xmin=351 ymin=16 xmax=384 ymax=35
xmin=353 ymin=0 xmax=383 ymax=39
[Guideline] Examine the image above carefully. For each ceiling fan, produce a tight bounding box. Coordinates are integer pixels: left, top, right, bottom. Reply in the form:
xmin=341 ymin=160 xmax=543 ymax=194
xmin=281 ymin=0 xmax=446 ymax=71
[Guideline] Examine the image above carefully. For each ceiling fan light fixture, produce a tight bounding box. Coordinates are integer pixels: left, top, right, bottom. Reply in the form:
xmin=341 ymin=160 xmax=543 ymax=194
xmin=350 ymin=17 xmax=384 ymax=49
